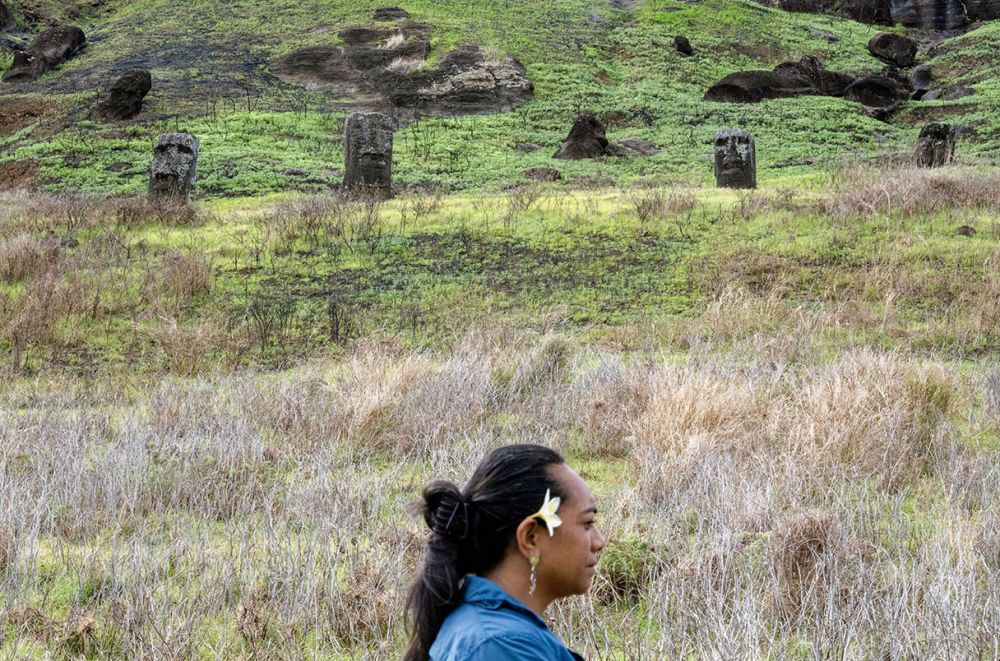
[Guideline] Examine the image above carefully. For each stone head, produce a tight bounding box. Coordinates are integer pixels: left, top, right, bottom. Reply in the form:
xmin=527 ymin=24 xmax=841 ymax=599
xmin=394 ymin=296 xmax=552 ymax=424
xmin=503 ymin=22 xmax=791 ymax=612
xmin=150 ymin=133 xmax=200 ymax=202
xmin=714 ymin=129 xmax=756 ymax=189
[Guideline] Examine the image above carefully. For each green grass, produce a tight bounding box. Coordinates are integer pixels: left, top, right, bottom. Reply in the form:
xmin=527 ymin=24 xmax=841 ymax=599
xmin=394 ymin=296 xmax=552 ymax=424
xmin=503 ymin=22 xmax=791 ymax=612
xmin=0 ymin=0 xmax=994 ymax=196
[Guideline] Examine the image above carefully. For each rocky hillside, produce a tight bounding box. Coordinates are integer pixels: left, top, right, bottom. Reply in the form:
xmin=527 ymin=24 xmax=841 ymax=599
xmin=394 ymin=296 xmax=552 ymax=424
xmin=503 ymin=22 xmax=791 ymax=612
xmin=0 ymin=0 xmax=998 ymax=195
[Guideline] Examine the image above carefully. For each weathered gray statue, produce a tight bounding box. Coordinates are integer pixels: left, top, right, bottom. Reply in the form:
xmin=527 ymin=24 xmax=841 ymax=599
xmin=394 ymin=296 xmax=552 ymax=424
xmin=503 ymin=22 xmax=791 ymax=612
xmin=714 ymin=129 xmax=756 ymax=189
xmin=343 ymin=112 xmax=395 ymax=198
xmin=149 ymin=133 xmax=200 ymax=203
xmin=914 ymin=122 xmax=955 ymax=168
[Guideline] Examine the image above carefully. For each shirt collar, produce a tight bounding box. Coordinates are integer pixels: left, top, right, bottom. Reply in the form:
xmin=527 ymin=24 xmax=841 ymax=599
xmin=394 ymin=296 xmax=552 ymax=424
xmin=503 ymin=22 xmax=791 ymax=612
xmin=462 ymin=576 xmax=549 ymax=629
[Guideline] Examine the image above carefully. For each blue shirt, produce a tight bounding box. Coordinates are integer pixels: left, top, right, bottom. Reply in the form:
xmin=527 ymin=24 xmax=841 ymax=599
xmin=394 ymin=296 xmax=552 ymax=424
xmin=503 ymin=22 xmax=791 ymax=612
xmin=429 ymin=576 xmax=583 ymax=660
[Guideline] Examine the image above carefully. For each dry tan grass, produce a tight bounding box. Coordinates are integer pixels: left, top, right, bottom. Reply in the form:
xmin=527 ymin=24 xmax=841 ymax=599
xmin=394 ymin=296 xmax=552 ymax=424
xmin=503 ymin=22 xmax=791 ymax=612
xmin=823 ymin=166 xmax=1000 ymax=219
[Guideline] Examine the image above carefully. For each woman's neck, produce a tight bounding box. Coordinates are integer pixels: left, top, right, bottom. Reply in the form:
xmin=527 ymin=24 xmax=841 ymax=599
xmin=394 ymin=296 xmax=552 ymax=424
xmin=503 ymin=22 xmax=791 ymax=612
xmin=483 ymin=560 xmax=553 ymax=617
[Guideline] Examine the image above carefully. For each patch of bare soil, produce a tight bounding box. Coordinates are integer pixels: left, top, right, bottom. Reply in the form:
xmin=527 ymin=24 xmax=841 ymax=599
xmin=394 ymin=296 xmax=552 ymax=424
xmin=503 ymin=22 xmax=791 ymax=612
xmin=0 ymin=159 xmax=40 ymax=189
xmin=0 ymin=97 xmax=48 ymax=137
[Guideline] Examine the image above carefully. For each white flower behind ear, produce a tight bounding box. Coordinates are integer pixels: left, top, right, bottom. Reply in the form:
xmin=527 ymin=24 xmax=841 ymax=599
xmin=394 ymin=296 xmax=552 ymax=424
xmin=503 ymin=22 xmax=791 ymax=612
xmin=533 ymin=489 xmax=562 ymax=536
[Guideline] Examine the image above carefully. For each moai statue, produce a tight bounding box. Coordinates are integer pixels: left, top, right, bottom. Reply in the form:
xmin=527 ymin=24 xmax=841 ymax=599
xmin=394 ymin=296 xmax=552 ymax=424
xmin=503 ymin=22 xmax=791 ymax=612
xmin=343 ymin=112 xmax=395 ymax=198
xmin=914 ymin=122 xmax=955 ymax=168
xmin=149 ymin=133 xmax=200 ymax=203
xmin=714 ymin=129 xmax=756 ymax=189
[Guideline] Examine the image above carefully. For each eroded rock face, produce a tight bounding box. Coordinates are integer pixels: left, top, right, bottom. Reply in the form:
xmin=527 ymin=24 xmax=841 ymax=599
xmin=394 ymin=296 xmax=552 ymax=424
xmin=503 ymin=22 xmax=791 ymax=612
xmin=714 ymin=129 xmax=756 ymax=189
xmin=868 ymin=33 xmax=917 ymax=67
xmin=705 ymin=56 xmax=853 ymax=103
xmin=273 ymin=31 xmax=532 ymax=117
xmin=553 ymin=113 xmax=612 ymax=159
xmin=343 ymin=112 xmax=395 ymax=198
xmin=150 ymin=133 xmax=199 ymax=203
xmin=914 ymin=122 xmax=955 ymax=166
xmin=2 ymin=26 xmax=86 ymax=83
xmin=889 ymin=0 xmax=967 ymax=29
xmin=759 ymin=0 xmax=893 ymax=24
xmin=911 ymin=64 xmax=932 ymax=94
xmin=922 ymin=85 xmax=974 ymax=100
xmin=0 ymin=1 xmax=14 ymax=31
xmin=386 ymin=44 xmax=533 ymax=115
xmin=94 ymin=68 xmax=151 ymax=121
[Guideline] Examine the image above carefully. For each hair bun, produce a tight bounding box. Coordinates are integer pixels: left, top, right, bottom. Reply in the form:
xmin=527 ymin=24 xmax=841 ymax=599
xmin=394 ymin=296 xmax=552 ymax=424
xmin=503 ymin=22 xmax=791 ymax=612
xmin=423 ymin=481 xmax=470 ymax=541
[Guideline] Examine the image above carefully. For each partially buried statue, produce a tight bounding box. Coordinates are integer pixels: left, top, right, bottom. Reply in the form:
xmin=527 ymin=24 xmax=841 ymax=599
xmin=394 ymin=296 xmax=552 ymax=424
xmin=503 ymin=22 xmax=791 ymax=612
xmin=914 ymin=122 xmax=955 ymax=168
xmin=343 ymin=112 xmax=395 ymax=198
xmin=149 ymin=133 xmax=199 ymax=203
xmin=714 ymin=129 xmax=756 ymax=189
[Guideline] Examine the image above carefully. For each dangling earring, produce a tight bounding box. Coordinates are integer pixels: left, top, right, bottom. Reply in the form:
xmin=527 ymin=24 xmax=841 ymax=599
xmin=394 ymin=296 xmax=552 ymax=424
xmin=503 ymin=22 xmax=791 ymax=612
xmin=528 ymin=554 xmax=539 ymax=596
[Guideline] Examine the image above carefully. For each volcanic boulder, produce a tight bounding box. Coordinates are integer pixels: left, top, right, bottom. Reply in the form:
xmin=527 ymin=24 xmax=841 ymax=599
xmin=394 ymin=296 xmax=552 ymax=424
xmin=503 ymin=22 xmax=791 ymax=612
xmin=553 ymin=114 xmax=613 ymax=159
xmin=2 ymin=26 xmax=86 ymax=83
xmin=674 ymin=35 xmax=693 ymax=56
xmin=94 ymin=68 xmax=151 ymax=121
xmin=705 ymin=55 xmax=853 ymax=103
xmin=843 ymin=67 xmax=912 ymax=113
xmin=868 ymin=33 xmax=917 ymax=67
xmin=914 ymin=122 xmax=955 ymax=167
xmin=911 ymin=65 xmax=932 ymax=97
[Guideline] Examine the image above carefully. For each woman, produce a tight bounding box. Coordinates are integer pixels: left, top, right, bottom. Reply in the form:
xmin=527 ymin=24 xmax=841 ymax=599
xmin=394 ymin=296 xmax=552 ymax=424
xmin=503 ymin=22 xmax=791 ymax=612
xmin=404 ymin=444 xmax=607 ymax=660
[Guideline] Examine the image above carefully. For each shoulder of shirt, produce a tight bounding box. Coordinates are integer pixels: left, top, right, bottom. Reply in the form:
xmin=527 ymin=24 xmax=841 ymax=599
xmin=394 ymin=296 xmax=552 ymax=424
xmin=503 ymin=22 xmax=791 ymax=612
xmin=466 ymin=631 xmax=568 ymax=659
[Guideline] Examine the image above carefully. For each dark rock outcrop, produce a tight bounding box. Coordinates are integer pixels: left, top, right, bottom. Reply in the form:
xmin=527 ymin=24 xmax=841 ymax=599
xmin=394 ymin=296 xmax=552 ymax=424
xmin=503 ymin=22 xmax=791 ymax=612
xmin=868 ymin=33 xmax=917 ymax=67
xmin=373 ymin=6 xmax=409 ymax=21
xmin=914 ymin=122 xmax=955 ymax=166
xmin=380 ymin=44 xmax=533 ymax=115
xmin=922 ymin=85 xmax=974 ymax=100
xmin=889 ymin=0 xmax=967 ymax=29
xmin=705 ymin=55 xmax=853 ymax=103
xmin=0 ymin=1 xmax=13 ymax=31
xmin=94 ymin=68 xmax=151 ymax=121
xmin=759 ymin=0 xmax=893 ymax=24
xmin=911 ymin=64 xmax=932 ymax=96
xmin=553 ymin=114 xmax=613 ymax=159
xmin=674 ymin=35 xmax=693 ymax=56
xmin=2 ymin=26 xmax=86 ymax=83
xmin=614 ymin=138 xmax=659 ymax=156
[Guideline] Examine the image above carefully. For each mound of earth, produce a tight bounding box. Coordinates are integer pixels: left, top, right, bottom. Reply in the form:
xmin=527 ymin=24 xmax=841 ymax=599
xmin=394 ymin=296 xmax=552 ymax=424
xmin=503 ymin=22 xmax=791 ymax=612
xmin=0 ymin=159 xmax=39 ymax=189
xmin=272 ymin=23 xmax=532 ymax=116
xmin=704 ymin=55 xmax=853 ymax=103
xmin=2 ymin=26 xmax=86 ymax=83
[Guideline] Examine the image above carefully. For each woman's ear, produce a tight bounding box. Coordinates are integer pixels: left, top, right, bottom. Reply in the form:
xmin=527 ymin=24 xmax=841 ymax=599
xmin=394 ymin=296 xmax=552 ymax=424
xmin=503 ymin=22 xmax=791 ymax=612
xmin=514 ymin=517 xmax=542 ymax=559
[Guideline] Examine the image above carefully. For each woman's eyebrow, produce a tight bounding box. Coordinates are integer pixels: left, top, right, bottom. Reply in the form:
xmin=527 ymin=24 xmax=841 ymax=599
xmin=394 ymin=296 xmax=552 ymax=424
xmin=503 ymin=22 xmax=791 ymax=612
xmin=582 ymin=506 xmax=598 ymax=515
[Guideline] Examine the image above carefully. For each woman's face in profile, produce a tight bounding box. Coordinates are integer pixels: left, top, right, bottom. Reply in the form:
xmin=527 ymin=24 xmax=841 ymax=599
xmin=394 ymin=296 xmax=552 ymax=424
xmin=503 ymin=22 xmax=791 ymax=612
xmin=537 ymin=463 xmax=607 ymax=597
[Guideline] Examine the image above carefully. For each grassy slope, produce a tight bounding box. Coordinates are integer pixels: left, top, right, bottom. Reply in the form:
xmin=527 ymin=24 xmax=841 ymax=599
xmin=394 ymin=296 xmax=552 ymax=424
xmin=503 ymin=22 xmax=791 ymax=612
xmin=0 ymin=0 xmax=996 ymax=195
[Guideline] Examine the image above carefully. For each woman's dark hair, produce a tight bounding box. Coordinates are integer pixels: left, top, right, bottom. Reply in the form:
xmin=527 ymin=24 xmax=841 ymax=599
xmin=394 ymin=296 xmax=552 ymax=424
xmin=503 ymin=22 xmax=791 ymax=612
xmin=403 ymin=444 xmax=565 ymax=661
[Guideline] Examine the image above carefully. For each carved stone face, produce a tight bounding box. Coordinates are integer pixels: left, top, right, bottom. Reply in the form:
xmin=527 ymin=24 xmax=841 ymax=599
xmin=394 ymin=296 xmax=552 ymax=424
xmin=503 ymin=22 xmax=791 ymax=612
xmin=149 ymin=133 xmax=200 ymax=202
xmin=915 ymin=122 xmax=955 ymax=168
xmin=343 ymin=112 xmax=395 ymax=198
xmin=714 ymin=129 xmax=756 ymax=189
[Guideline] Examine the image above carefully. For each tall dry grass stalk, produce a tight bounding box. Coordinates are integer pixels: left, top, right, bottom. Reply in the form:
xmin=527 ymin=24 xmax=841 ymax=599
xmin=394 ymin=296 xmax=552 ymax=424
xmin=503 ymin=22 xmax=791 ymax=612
xmin=0 ymin=320 xmax=998 ymax=657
